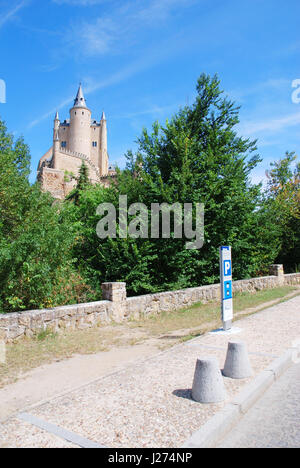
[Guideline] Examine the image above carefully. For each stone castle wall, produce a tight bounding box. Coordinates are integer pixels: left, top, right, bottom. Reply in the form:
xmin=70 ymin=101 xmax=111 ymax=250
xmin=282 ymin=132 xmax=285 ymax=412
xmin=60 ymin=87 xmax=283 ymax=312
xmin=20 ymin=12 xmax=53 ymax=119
xmin=284 ymin=272 xmax=300 ymax=285
xmin=0 ymin=267 xmax=299 ymax=343
xmin=39 ymin=152 xmax=116 ymax=199
xmin=39 ymin=168 xmax=77 ymax=200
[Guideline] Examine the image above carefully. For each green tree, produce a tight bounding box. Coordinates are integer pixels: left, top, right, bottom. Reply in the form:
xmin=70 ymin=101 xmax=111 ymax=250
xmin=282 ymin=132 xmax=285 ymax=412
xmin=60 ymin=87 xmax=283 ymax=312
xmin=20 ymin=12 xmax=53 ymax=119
xmin=122 ymin=74 xmax=268 ymax=286
xmin=0 ymin=119 xmax=94 ymax=312
xmin=265 ymin=152 xmax=300 ymax=272
xmin=68 ymin=74 xmax=279 ymax=295
xmin=66 ymin=161 xmax=90 ymax=205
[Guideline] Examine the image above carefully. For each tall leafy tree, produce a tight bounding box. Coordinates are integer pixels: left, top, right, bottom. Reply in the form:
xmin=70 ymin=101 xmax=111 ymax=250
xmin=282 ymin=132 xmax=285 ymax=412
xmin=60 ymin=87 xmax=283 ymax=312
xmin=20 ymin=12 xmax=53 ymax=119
xmin=123 ymin=74 xmax=266 ymax=285
xmin=265 ymin=152 xmax=300 ymax=272
xmin=69 ymin=74 xmax=278 ymax=295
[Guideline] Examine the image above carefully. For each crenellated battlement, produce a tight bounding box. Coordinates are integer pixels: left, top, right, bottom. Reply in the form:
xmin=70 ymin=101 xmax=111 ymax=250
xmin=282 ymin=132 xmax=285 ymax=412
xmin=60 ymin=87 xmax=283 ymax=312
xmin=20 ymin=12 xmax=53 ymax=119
xmin=60 ymin=147 xmax=101 ymax=179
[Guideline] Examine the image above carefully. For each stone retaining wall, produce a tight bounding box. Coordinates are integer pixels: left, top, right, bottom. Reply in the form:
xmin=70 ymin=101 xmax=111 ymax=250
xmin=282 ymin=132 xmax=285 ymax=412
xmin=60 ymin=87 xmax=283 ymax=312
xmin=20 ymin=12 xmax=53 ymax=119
xmin=0 ymin=266 xmax=299 ymax=343
xmin=284 ymin=272 xmax=300 ymax=285
xmin=126 ymin=284 xmax=221 ymax=321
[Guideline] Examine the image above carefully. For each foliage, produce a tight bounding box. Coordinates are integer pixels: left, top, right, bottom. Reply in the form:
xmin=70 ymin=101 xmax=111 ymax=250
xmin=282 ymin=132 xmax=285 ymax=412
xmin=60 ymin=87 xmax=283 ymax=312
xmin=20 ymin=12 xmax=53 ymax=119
xmin=68 ymin=74 xmax=281 ymax=295
xmin=0 ymin=73 xmax=299 ymax=312
xmin=265 ymin=152 xmax=300 ymax=272
xmin=0 ymin=121 xmax=94 ymax=312
xmin=66 ymin=161 xmax=90 ymax=205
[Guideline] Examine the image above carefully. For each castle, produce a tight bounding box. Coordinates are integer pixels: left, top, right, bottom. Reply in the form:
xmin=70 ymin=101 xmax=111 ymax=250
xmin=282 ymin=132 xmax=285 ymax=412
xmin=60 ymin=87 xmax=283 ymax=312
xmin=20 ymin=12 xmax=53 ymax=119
xmin=37 ymin=84 xmax=115 ymax=199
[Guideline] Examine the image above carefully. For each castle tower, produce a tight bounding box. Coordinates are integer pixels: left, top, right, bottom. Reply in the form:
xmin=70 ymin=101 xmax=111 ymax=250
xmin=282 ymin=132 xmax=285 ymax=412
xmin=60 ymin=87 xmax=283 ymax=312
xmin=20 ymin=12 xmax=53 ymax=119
xmin=38 ymin=84 xmax=113 ymax=199
xmin=100 ymin=111 xmax=108 ymax=176
xmin=52 ymin=111 xmax=60 ymax=168
xmin=69 ymin=84 xmax=92 ymax=158
xmin=54 ymin=111 xmax=60 ymax=135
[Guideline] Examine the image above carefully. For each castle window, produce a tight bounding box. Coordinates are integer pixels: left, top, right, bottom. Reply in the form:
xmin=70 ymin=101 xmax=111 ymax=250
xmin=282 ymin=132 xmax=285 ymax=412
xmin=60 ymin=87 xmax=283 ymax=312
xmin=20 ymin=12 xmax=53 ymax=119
xmin=61 ymin=141 xmax=67 ymax=148
xmin=92 ymin=141 xmax=97 ymax=147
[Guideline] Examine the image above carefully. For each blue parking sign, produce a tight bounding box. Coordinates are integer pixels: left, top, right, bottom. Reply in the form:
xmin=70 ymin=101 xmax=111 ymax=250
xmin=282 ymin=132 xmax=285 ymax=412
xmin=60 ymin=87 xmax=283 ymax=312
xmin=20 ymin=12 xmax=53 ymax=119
xmin=220 ymin=246 xmax=233 ymax=330
xmin=223 ymin=260 xmax=231 ymax=277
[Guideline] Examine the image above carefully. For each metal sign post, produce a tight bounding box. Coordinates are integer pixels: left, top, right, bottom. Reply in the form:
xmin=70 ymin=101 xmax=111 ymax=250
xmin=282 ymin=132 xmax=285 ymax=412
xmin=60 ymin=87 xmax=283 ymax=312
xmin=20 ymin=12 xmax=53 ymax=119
xmin=220 ymin=246 xmax=233 ymax=331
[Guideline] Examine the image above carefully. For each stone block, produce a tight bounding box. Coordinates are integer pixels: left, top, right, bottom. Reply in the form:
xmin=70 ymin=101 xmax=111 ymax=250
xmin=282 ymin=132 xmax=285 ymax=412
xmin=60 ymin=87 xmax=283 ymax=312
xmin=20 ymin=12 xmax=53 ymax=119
xmin=270 ymin=264 xmax=285 ymax=285
xmin=6 ymin=326 xmax=25 ymax=342
xmin=0 ymin=313 xmax=19 ymax=327
xmin=18 ymin=313 xmax=32 ymax=327
xmin=0 ymin=328 xmax=8 ymax=341
xmin=102 ymin=282 xmax=127 ymax=303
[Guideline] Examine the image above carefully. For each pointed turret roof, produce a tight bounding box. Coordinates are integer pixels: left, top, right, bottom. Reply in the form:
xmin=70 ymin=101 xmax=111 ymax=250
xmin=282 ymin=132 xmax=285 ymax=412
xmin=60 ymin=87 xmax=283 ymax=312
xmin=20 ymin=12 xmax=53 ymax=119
xmin=54 ymin=111 xmax=59 ymax=120
xmin=73 ymin=84 xmax=88 ymax=109
xmin=101 ymin=111 xmax=106 ymax=121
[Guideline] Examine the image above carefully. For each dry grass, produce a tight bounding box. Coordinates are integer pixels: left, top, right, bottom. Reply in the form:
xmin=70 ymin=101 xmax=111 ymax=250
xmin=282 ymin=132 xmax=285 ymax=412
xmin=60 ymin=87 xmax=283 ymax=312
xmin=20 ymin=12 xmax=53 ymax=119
xmin=129 ymin=285 xmax=299 ymax=336
xmin=0 ymin=285 xmax=298 ymax=388
xmin=0 ymin=325 xmax=133 ymax=388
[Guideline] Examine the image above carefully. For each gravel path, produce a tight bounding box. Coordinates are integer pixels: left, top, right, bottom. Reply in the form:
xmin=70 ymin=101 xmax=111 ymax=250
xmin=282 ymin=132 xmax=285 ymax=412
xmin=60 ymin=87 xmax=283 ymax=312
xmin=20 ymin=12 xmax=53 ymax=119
xmin=1 ymin=295 xmax=299 ymax=448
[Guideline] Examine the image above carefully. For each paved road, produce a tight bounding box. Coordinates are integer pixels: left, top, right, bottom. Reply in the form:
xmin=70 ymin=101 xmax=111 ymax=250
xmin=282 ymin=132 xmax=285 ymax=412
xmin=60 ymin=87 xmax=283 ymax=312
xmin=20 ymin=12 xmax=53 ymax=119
xmin=218 ymin=363 xmax=300 ymax=448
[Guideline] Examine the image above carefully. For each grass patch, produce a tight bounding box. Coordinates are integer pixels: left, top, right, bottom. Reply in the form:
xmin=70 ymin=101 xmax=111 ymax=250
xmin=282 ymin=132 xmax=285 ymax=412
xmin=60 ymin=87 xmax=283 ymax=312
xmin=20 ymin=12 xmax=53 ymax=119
xmin=0 ymin=285 xmax=298 ymax=388
xmin=36 ymin=329 xmax=57 ymax=342
xmin=233 ymin=286 xmax=296 ymax=311
xmin=129 ymin=285 xmax=299 ymax=336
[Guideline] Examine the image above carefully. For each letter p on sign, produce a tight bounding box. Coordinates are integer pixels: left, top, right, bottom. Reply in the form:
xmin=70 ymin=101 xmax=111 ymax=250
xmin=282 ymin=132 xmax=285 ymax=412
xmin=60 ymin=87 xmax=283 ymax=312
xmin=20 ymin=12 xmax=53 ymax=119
xmin=224 ymin=260 xmax=231 ymax=276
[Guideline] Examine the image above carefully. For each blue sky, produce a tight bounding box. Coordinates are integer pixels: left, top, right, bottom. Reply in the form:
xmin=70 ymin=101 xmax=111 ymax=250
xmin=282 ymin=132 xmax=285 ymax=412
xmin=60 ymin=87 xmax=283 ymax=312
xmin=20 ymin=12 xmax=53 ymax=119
xmin=0 ymin=0 xmax=299 ymax=184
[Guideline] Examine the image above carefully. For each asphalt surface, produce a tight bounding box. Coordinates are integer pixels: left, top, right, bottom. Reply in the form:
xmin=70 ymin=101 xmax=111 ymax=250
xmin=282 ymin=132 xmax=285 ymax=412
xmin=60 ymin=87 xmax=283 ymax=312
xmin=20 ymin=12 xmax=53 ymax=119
xmin=218 ymin=362 xmax=300 ymax=448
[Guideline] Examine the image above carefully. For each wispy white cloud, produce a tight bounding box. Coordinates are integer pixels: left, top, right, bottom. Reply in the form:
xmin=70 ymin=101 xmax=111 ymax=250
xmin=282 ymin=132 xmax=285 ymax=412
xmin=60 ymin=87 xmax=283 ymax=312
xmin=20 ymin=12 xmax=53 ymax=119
xmin=0 ymin=0 xmax=30 ymax=30
xmin=53 ymin=0 xmax=194 ymax=13
xmin=57 ymin=0 xmax=196 ymax=58
xmin=129 ymin=0 xmax=195 ymax=24
xmin=239 ymin=111 xmax=300 ymax=136
xmin=114 ymin=103 xmax=180 ymax=120
xmin=52 ymin=0 xmax=109 ymax=5
xmin=27 ymin=95 xmax=74 ymax=129
xmin=65 ymin=16 xmax=119 ymax=56
xmin=228 ymin=78 xmax=291 ymax=103
xmin=28 ymin=41 xmax=178 ymax=128
xmin=28 ymin=1 xmax=197 ymax=129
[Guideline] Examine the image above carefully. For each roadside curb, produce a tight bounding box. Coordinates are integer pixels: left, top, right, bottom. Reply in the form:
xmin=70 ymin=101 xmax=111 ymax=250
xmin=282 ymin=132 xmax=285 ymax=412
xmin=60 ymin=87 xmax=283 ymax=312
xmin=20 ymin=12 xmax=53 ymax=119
xmin=182 ymin=345 xmax=300 ymax=448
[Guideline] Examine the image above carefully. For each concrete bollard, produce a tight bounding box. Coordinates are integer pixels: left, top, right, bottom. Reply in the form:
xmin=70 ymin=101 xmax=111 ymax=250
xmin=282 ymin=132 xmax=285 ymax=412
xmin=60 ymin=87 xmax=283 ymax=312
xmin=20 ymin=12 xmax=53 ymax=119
xmin=192 ymin=357 xmax=227 ymax=404
xmin=223 ymin=341 xmax=253 ymax=379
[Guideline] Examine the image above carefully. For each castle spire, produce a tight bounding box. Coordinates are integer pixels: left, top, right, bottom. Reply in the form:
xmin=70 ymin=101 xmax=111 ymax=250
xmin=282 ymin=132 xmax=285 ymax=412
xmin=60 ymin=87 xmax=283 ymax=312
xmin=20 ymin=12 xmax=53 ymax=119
xmin=54 ymin=110 xmax=59 ymax=121
xmin=100 ymin=109 xmax=108 ymax=176
xmin=73 ymin=83 xmax=87 ymax=108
